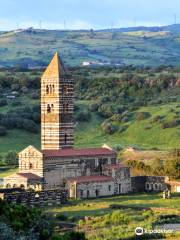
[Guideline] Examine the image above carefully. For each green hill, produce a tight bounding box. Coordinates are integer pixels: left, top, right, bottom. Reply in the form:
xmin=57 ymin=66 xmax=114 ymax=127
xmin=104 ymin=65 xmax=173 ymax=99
xmin=0 ymin=101 xmax=179 ymax=155
xmin=1 ymin=26 xmax=180 ymax=67
xmin=0 ymin=65 xmax=179 ymax=155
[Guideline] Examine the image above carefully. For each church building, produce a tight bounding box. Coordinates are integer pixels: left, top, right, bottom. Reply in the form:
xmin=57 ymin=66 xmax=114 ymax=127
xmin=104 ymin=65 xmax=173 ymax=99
xmin=3 ymin=53 xmax=131 ymax=198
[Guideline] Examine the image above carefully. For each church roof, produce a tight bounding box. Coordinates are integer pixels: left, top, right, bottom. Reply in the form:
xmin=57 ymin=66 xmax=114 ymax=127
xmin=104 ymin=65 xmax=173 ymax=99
xmin=67 ymin=175 xmax=113 ymax=184
xmin=42 ymin=147 xmax=116 ymax=158
xmin=4 ymin=172 xmax=42 ymax=180
xmin=42 ymin=52 xmax=65 ymax=79
xmin=17 ymin=173 xmax=42 ymax=180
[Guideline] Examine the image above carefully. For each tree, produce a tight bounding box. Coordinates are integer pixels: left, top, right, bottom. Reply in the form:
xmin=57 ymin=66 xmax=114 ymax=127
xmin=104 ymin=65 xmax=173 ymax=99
xmin=4 ymin=150 xmax=18 ymax=166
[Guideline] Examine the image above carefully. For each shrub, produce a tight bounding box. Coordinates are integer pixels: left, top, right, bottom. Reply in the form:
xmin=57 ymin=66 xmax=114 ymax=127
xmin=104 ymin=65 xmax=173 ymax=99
xmin=11 ymin=101 xmax=22 ymax=107
xmin=31 ymin=92 xmax=39 ymax=99
xmin=101 ymin=121 xmax=118 ymax=134
xmin=11 ymin=83 xmax=20 ymax=91
xmin=161 ymin=119 xmax=180 ymax=129
xmin=56 ymin=213 xmax=67 ymax=221
xmin=23 ymin=119 xmax=39 ymax=133
xmin=0 ymin=126 xmax=7 ymax=136
xmin=135 ymin=112 xmax=151 ymax=121
xmin=4 ymin=150 xmax=18 ymax=166
xmin=76 ymin=111 xmax=91 ymax=121
xmin=0 ymin=99 xmax=7 ymax=107
xmin=89 ymin=102 xmax=99 ymax=112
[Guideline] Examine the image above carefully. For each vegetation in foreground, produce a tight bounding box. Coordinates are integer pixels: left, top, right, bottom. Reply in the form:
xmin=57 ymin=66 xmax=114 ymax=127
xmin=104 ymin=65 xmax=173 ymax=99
xmin=46 ymin=193 xmax=180 ymax=240
xmin=0 ymin=199 xmax=86 ymax=240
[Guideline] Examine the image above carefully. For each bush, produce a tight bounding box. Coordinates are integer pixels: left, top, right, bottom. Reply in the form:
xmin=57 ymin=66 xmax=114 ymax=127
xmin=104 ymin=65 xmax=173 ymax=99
xmin=0 ymin=126 xmax=7 ymax=136
xmin=11 ymin=101 xmax=22 ymax=107
xmin=23 ymin=119 xmax=39 ymax=133
xmin=0 ymin=99 xmax=7 ymax=107
xmin=11 ymin=83 xmax=20 ymax=91
xmin=135 ymin=112 xmax=151 ymax=121
xmin=76 ymin=111 xmax=91 ymax=122
xmin=56 ymin=213 xmax=68 ymax=221
xmin=89 ymin=102 xmax=99 ymax=112
xmin=161 ymin=119 xmax=180 ymax=129
xmin=4 ymin=150 xmax=18 ymax=166
xmin=101 ymin=121 xmax=118 ymax=134
xmin=31 ymin=92 xmax=39 ymax=99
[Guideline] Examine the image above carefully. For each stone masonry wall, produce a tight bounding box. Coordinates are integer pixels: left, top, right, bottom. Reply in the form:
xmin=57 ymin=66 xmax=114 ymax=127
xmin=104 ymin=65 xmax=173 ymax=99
xmin=1 ymin=189 xmax=68 ymax=207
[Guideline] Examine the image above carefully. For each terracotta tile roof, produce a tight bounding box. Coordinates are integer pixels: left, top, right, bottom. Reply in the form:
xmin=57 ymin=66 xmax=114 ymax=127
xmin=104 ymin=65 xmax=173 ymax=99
xmin=42 ymin=52 xmax=65 ymax=79
xmin=104 ymin=163 xmax=126 ymax=170
xmin=67 ymin=175 xmax=113 ymax=184
xmin=17 ymin=173 xmax=42 ymax=180
xmin=42 ymin=147 xmax=116 ymax=158
xmin=166 ymin=180 xmax=180 ymax=186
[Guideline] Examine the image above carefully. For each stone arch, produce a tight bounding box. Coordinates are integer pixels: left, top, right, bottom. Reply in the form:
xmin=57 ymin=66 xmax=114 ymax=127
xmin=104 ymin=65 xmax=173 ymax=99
xmin=46 ymin=85 xmax=49 ymax=94
xmin=146 ymin=182 xmax=151 ymax=191
xmin=6 ymin=183 xmax=11 ymax=188
xmin=29 ymin=163 xmax=33 ymax=169
xmin=47 ymin=104 xmax=51 ymax=113
xmin=20 ymin=184 xmax=25 ymax=189
xmin=153 ymin=183 xmax=158 ymax=191
xmin=157 ymin=183 xmax=162 ymax=191
xmin=51 ymin=104 xmax=54 ymax=112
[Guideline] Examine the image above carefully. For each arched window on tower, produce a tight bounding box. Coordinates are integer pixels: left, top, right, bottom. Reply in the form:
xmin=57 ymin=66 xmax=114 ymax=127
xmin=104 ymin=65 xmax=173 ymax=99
xmin=47 ymin=104 xmax=51 ymax=113
xmin=46 ymin=85 xmax=49 ymax=94
xmin=63 ymin=103 xmax=69 ymax=113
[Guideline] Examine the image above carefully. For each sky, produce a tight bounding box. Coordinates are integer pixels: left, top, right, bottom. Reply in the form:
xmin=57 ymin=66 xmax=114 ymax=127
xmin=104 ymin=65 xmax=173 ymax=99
xmin=0 ymin=0 xmax=180 ymax=30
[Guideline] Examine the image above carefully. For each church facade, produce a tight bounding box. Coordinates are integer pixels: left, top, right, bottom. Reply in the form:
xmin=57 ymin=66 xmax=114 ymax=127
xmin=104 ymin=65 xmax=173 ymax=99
xmin=3 ymin=53 xmax=131 ymax=198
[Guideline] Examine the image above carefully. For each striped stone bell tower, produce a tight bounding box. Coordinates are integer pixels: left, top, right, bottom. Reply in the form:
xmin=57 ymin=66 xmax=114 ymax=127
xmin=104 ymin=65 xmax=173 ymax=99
xmin=41 ymin=52 xmax=74 ymax=150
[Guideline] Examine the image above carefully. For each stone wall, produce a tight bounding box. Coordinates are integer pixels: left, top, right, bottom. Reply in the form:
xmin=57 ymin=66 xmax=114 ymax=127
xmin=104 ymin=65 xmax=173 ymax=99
xmin=1 ymin=189 xmax=68 ymax=207
xmin=131 ymin=176 xmax=146 ymax=192
xmin=68 ymin=180 xmax=114 ymax=199
xmin=131 ymin=176 xmax=167 ymax=192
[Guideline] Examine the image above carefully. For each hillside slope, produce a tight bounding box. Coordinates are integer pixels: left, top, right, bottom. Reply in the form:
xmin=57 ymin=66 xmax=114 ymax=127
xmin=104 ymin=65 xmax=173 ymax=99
xmin=1 ymin=26 xmax=180 ymax=67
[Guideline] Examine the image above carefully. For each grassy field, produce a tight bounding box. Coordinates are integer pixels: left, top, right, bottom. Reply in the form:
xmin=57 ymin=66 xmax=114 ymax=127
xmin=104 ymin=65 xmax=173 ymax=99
xmin=0 ymin=166 xmax=18 ymax=178
xmin=45 ymin=193 xmax=180 ymax=240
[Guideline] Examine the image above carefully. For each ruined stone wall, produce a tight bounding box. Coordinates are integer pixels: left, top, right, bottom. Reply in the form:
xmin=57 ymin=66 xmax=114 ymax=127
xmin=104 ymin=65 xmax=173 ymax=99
xmin=1 ymin=189 xmax=68 ymax=206
xmin=145 ymin=176 xmax=167 ymax=192
xmin=131 ymin=176 xmax=167 ymax=192
xmin=131 ymin=176 xmax=146 ymax=192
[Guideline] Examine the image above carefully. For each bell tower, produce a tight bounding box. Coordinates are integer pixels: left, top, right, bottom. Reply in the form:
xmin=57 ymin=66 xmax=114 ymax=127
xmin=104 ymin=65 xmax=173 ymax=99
xmin=41 ymin=52 xmax=74 ymax=150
